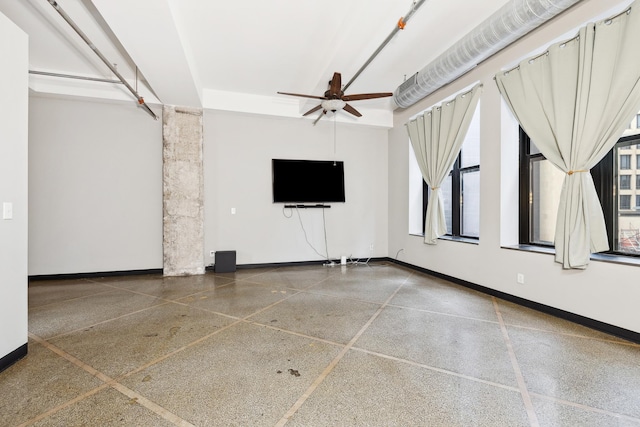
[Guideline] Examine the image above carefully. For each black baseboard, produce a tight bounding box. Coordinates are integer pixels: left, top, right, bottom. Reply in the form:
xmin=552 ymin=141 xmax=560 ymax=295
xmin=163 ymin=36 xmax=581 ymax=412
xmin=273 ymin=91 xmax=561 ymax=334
xmin=0 ymin=343 xmax=27 ymax=374
xmin=29 ymin=268 xmax=163 ymax=282
xmin=206 ymin=257 xmax=389 ymax=272
xmin=387 ymin=258 xmax=640 ymax=345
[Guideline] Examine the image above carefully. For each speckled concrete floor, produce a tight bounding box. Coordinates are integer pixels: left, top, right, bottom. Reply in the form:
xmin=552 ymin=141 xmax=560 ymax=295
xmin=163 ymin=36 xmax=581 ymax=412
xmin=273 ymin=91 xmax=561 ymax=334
xmin=2 ymin=262 xmax=640 ymax=426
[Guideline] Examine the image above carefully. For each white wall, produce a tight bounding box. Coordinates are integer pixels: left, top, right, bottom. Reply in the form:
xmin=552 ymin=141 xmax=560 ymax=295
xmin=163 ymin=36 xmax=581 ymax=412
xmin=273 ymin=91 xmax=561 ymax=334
xmin=388 ymin=0 xmax=640 ymax=334
xmin=203 ymin=111 xmax=388 ymax=265
xmin=27 ymin=99 xmax=388 ymax=274
xmin=28 ymin=95 xmax=163 ymax=275
xmin=0 ymin=12 xmax=28 ymax=360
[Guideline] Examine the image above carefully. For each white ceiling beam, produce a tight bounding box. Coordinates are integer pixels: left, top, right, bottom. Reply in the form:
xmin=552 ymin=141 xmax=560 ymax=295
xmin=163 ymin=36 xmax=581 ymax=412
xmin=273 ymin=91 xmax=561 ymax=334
xmin=91 ymin=0 xmax=202 ymax=108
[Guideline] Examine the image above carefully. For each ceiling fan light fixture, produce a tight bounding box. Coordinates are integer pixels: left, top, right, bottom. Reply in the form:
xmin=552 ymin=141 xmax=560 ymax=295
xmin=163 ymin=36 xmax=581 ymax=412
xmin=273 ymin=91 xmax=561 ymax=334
xmin=321 ymin=99 xmax=346 ymax=112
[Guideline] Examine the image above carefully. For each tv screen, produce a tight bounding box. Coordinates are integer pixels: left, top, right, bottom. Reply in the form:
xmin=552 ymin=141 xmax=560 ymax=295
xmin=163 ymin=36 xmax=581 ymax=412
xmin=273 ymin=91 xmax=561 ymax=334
xmin=272 ymin=159 xmax=345 ymax=203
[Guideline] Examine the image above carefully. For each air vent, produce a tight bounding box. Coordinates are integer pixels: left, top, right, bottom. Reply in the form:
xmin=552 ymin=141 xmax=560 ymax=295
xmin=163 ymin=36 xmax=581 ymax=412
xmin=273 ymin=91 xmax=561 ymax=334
xmin=398 ymin=73 xmax=418 ymax=94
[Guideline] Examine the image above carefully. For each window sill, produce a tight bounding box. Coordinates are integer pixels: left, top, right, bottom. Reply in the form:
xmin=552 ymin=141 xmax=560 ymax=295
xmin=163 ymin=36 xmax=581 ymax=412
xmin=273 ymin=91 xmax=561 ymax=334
xmin=439 ymin=235 xmax=479 ymax=245
xmin=502 ymin=244 xmax=640 ymax=267
xmin=409 ymin=233 xmax=479 ymax=245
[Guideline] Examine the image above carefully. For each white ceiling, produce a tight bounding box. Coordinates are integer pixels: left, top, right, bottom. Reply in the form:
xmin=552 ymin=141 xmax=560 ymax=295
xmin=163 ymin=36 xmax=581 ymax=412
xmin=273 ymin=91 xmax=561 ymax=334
xmin=0 ymin=0 xmax=515 ymax=126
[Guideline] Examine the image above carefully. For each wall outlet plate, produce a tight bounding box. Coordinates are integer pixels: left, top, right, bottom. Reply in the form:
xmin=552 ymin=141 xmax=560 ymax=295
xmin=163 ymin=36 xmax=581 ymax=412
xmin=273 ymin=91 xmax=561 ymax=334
xmin=209 ymin=250 xmax=215 ymax=257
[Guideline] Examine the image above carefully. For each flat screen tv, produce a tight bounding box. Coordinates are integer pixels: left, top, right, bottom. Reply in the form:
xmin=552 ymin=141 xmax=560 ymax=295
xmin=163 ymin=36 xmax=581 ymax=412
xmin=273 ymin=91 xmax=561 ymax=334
xmin=272 ymin=159 xmax=345 ymax=203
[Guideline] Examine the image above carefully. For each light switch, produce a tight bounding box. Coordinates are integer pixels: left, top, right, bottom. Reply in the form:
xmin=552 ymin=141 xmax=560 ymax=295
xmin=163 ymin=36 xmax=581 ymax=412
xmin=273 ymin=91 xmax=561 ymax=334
xmin=231 ymin=207 xmax=236 ymax=215
xmin=3 ymin=202 xmax=13 ymax=220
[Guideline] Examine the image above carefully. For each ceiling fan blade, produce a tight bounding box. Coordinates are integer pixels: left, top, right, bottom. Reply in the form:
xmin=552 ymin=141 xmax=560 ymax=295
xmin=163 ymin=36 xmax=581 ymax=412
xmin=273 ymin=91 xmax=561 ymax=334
xmin=328 ymin=72 xmax=342 ymax=98
xmin=313 ymin=110 xmax=327 ymax=126
xmin=303 ymin=105 xmax=323 ymax=116
xmin=343 ymin=103 xmax=362 ymax=117
xmin=277 ymin=91 xmax=326 ymax=100
xmin=342 ymin=92 xmax=393 ymax=101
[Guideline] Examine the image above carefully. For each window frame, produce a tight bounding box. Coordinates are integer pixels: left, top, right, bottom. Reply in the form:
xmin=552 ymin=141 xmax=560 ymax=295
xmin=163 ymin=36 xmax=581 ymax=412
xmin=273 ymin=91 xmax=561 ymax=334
xmin=620 ymin=154 xmax=631 ymax=170
xmin=620 ymin=194 xmax=632 ymax=210
xmin=416 ymin=107 xmax=481 ymax=241
xmin=620 ymin=174 xmax=631 ymax=190
xmin=420 ymin=157 xmax=480 ymax=240
xmin=519 ymin=128 xmax=640 ymax=258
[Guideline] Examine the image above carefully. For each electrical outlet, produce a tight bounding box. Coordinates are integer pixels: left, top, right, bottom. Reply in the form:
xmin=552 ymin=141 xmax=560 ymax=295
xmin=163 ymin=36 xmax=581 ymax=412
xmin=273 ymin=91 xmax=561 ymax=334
xmin=209 ymin=250 xmax=215 ymax=258
xmin=517 ymin=273 xmax=525 ymax=284
xmin=2 ymin=202 xmax=12 ymax=220
xmin=369 ymin=243 xmax=374 ymax=251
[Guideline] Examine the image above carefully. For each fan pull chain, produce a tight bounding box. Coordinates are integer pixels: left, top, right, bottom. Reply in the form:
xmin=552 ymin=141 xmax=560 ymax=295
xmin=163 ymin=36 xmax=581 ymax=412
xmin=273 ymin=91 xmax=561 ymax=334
xmin=333 ymin=113 xmax=337 ymax=157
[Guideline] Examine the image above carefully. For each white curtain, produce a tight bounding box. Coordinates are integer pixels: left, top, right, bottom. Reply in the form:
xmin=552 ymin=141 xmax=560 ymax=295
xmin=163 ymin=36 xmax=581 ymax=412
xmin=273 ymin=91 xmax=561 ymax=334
xmin=406 ymin=84 xmax=482 ymax=244
xmin=495 ymin=3 xmax=640 ymax=269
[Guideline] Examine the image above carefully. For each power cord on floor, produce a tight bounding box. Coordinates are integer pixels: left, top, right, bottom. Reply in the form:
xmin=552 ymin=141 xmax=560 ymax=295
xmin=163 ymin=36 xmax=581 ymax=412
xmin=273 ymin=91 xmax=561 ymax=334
xmin=283 ymin=205 xmax=375 ymax=267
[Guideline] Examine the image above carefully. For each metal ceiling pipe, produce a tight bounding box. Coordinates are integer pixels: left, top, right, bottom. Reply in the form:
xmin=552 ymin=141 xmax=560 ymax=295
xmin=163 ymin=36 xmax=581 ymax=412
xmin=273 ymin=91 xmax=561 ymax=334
xmin=45 ymin=0 xmax=158 ymax=120
xmin=343 ymin=0 xmax=428 ymax=92
xmin=394 ymin=0 xmax=583 ymax=108
xmin=29 ymin=70 xmax=122 ymax=84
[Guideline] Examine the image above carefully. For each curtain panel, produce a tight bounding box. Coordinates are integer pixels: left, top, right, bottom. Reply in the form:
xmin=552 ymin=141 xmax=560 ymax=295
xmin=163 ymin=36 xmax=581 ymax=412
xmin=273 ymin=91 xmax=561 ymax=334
xmin=406 ymin=84 xmax=482 ymax=244
xmin=495 ymin=2 xmax=640 ymax=269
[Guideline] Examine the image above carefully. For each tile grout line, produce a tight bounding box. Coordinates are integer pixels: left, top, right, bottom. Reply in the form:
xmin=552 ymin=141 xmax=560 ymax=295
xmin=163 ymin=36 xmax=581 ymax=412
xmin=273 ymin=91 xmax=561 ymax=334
xmin=31 ymin=275 xmax=317 ymax=421
xmin=39 ymin=276 xmax=298 ymax=342
xmin=351 ymin=346 xmax=523 ymax=394
xmin=98 ymin=278 xmax=238 ymax=301
xmin=28 ymin=288 xmax=117 ymax=311
xmin=44 ymin=300 xmax=173 ymax=341
xmin=27 ymin=333 xmax=195 ymax=427
xmin=503 ymin=323 xmax=640 ymax=348
xmin=274 ymin=273 xmax=414 ymax=427
xmin=116 ymin=286 xmax=310 ymax=381
xmin=82 ymin=273 xmax=640 ymax=349
xmin=246 ymin=310 xmax=522 ymax=395
xmin=530 ymin=392 xmax=640 ymax=424
xmin=17 ymin=383 xmax=111 ymax=427
xmin=247 ymin=316 xmax=522 ymax=395
xmin=492 ymin=297 xmax=540 ymax=427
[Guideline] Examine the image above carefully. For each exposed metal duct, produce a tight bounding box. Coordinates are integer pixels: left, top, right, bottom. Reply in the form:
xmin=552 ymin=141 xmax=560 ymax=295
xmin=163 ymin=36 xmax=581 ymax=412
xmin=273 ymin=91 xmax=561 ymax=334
xmin=45 ymin=0 xmax=158 ymax=120
xmin=394 ymin=0 xmax=583 ymax=108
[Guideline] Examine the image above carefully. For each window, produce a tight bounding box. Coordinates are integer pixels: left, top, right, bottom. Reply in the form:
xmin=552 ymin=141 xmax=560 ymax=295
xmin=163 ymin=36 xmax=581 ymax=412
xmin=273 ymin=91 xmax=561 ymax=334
xmin=637 ymin=154 xmax=640 ymax=169
xmin=413 ymin=107 xmax=481 ymax=239
xmin=519 ymin=130 xmax=565 ymax=245
xmin=621 ymin=154 xmax=631 ymax=169
xmin=620 ymin=174 xmax=631 ymax=190
xmin=439 ymin=108 xmax=480 ymax=239
xmin=520 ymin=129 xmax=640 ymax=256
xmin=620 ymin=195 xmax=631 ymax=210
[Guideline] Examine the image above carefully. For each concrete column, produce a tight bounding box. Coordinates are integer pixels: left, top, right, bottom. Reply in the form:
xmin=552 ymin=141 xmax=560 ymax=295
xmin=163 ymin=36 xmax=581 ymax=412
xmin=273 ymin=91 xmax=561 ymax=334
xmin=163 ymin=105 xmax=204 ymax=276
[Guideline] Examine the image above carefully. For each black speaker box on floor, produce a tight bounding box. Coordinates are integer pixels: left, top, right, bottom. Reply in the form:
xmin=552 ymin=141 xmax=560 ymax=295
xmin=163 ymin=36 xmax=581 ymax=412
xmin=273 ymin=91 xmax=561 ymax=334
xmin=214 ymin=250 xmax=236 ymax=273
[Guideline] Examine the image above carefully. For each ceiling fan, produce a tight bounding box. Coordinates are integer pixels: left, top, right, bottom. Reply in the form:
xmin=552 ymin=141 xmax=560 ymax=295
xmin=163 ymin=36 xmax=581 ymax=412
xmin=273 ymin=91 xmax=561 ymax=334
xmin=277 ymin=72 xmax=392 ymax=125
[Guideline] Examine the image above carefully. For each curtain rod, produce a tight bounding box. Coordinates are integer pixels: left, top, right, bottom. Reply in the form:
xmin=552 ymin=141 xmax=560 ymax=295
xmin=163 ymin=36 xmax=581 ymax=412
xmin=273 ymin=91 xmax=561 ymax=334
xmin=496 ymin=5 xmax=633 ymax=79
xmin=604 ymin=5 xmax=632 ymax=24
xmin=408 ymin=84 xmax=479 ymax=120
